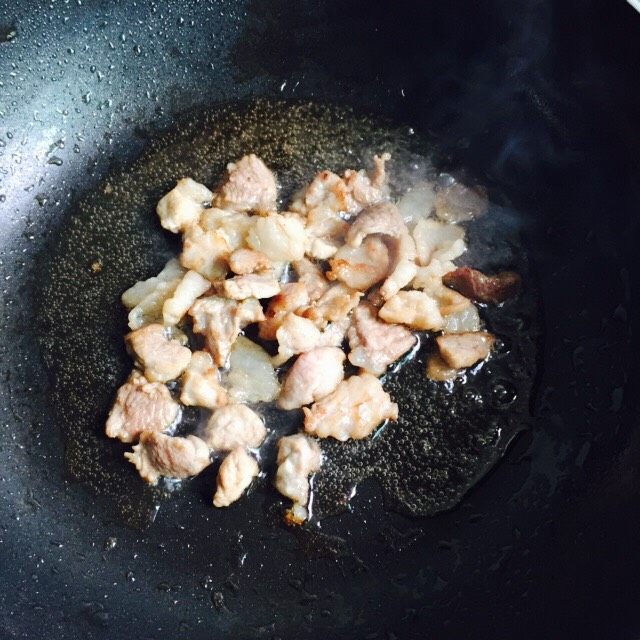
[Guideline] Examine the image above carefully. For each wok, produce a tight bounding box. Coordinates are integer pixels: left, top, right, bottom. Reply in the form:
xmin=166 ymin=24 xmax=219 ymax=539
xmin=1 ymin=0 xmax=639 ymax=638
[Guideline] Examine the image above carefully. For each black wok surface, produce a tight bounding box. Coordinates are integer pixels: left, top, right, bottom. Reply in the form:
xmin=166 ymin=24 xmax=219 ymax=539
xmin=1 ymin=1 xmax=639 ymax=638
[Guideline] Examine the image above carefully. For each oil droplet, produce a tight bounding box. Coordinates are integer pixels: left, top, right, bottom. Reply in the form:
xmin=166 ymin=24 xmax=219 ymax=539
xmin=47 ymin=156 xmax=63 ymax=166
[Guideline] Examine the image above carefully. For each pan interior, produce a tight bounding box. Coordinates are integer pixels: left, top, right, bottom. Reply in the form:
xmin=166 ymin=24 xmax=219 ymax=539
xmin=37 ymin=99 xmax=540 ymax=527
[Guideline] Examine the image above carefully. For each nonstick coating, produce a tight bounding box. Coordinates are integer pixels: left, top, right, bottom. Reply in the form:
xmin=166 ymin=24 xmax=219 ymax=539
xmin=1 ymin=1 xmax=639 ymax=639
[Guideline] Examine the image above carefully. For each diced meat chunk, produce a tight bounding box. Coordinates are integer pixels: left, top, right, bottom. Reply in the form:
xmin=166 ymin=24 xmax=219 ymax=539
xmin=228 ymin=248 xmax=271 ymax=275
xmin=213 ymin=447 xmax=259 ymax=507
xmin=189 ymin=297 xmax=264 ymax=366
xmin=326 ymin=235 xmax=391 ymax=291
xmin=290 ymin=170 xmax=356 ymax=217
xmin=379 ymin=291 xmax=443 ymax=331
xmin=162 ymin=270 xmax=210 ymax=325
xmin=214 ymin=154 xmax=277 ymax=213
xmin=343 ymin=152 xmax=391 ymax=207
xmin=278 ymin=347 xmax=345 ymax=410
xmin=412 ymin=219 xmax=466 ymax=266
xmin=125 ymin=432 xmax=210 ymax=485
xmin=380 ymin=232 xmax=418 ymax=300
xmin=425 ymin=353 xmax=459 ymax=382
xmin=442 ymin=267 xmax=521 ymax=304
xmin=347 ymin=303 xmax=416 ymax=375
xmin=434 ymin=176 xmax=488 ymax=223
xmin=433 ymin=285 xmax=472 ymax=317
xmin=275 ymin=434 xmax=322 ymax=524
xmin=273 ymin=313 xmax=322 ymax=366
xmin=202 ymin=404 xmax=266 ymax=451
xmin=226 ymin=336 xmax=280 ymax=403
xmin=435 ymin=332 xmax=495 ymax=368
xmin=156 ymin=178 xmax=213 ymax=233
xmin=292 ymin=258 xmax=329 ymax=302
xmin=317 ymin=316 xmax=351 ymax=348
xmin=222 ymin=271 xmax=280 ymax=300
xmin=247 ymin=213 xmax=306 ymax=262
xmin=105 ymin=370 xmax=180 ymax=443
xmin=180 ymin=351 xmax=227 ymax=410
xmin=258 ymin=282 xmax=310 ymax=341
xmin=303 ymin=373 xmax=398 ymax=441
xmin=346 ymin=202 xmax=406 ymax=247
xmin=180 ymin=222 xmax=229 ymax=281
xmin=412 ymin=258 xmax=456 ymax=295
xmin=441 ymin=304 xmax=481 ymax=334
xmin=122 ymin=259 xmax=185 ymax=330
xmin=126 ymin=323 xmax=191 ymax=382
xmin=302 ymin=283 xmax=362 ymax=328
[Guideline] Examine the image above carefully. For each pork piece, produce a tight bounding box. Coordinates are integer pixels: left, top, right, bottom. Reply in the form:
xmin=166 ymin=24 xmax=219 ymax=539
xmin=412 ymin=219 xmax=466 ymax=266
xmin=434 ymin=176 xmax=488 ymax=223
xmin=317 ymin=315 xmax=351 ymax=347
xmin=346 ymin=201 xmax=406 ymax=247
xmin=412 ymin=258 xmax=456 ymax=295
xmin=441 ymin=303 xmax=481 ymax=334
xmin=180 ymin=351 xmax=227 ymax=410
xmin=342 ymin=152 xmax=391 ymax=207
xmin=326 ymin=235 xmax=391 ymax=291
xmin=380 ymin=232 xmax=418 ymax=300
xmin=226 ymin=336 xmax=280 ymax=403
xmin=247 ymin=213 xmax=306 ymax=262
xmin=214 ymin=154 xmax=277 ymax=214
xmin=305 ymin=235 xmax=342 ymax=260
xmin=189 ymin=296 xmax=264 ymax=366
xmin=347 ymin=303 xmax=416 ymax=376
xmin=222 ymin=271 xmax=281 ymax=300
xmin=435 ymin=332 xmax=495 ymax=368
xmin=105 ymin=370 xmax=180 ymax=443
xmin=291 ymin=170 xmax=356 ymax=217
xmin=180 ymin=223 xmax=229 ymax=281
xmin=122 ymin=258 xmax=185 ymax=330
xmin=302 ymin=282 xmax=362 ymax=328
xmin=125 ymin=432 xmax=211 ymax=485
xmin=180 ymin=209 xmax=252 ymax=280
xmin=162 ymin=270 xmax=211 ymax=325
xmin=258 ymin=282 xmax=310 ymax=341
xmin=202 ymin=404 xmax=266 ymax=452
xmin=156 ymin=177 xmax=213 ymax=233
xmin=442 ymin=267 xmax=521 ymax=304
xmin=278 ymin=347 xmax=346 ymax=410
xmin=228 ymin=248 xmax=271 ymax=275
xmin=213 ymin=447 xmax=259 ymax=507
xmin=275 ymin=434 xmax=322 ymax=524
xmin=397 ymin=181 xmax=437 ymax=228
xmin=433 ymin=285 xmax=472 ymax=317
xmin=126 ymin=323 xmax=191 ymax=382
xmin=425 ymin=353 xmax=459 ymax=382
xmin=273 ymin=313 xmax=322 ymax=366
xmin=379 ymin=291 xmax=443 ymax=331
xmin=292 ymin=258 xmax=329 ymax=302
xmin=303 ymin=372 xmax=398 ymax=441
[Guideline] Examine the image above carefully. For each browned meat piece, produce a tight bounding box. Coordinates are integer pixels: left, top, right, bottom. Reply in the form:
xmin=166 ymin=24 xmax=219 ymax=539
xmin=442 ymin=267 xmax=521 ymax=304
xmin=346 ymin=202 xmax=406 ymax=247
xmin=326 ymin=235 xmax=391 ymax=291
xmin=258 ymin=282 xmax=310 ymax=341
xmin=189 ymin=296 xmax=264 ymax=366
xmin=156 ymin=177 xmax=213 ymax=233
xmin=214 ymin=154 xmax=277 ymax=214
xmin=379 ymin=291 xmax=443 ymax=331
xmin=125 ymin=324 xmax=192 ymax=383
xmin=347 ymin=303 xmax=416 ymax=376
xmin=213 ymin=447 xmax=259 ymax=507
xmin=278 ymin=347 xmax=346 ymax=410
xmin=125 ymin=432 xmax=211 ymax=485
xmin=180 ymin=351 xmax=228 ymax=410
xmin=425 ymin=353 xmax=459 ymax=382
xmin=222 ymin=271 xmax=280 ymax=300
xmin=202 ymin=404 xmax=266 ymax=452
xmin=435 ymin=332 xmax=495 ymax=368
xmin=303 ymin=372 xmax=398 ymax=441
xmin=228 ymin=248 xmax=271 ymax=275
xmin=343 ymin=152 xmax=391 ymax=207
xmin=105 ymin=370 xmax=180 ymax=443
xmin=302 ymin=282 xmax=362 ymax=328
xmin=292 ymin=258 xmax=329 ymax=301
xmin=274 ymin=434 xmax=322 ymax=524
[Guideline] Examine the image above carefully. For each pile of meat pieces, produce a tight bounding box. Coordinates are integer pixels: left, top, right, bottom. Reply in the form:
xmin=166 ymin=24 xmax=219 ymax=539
xmin=106 ymin=153 xmax=519 ymax=523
